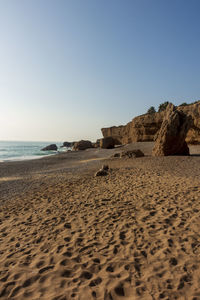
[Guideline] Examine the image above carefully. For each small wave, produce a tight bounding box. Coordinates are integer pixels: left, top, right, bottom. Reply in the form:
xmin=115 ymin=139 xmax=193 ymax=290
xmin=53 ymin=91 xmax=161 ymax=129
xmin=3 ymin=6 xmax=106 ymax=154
xmin=0 ymin=141 xmax=61 ymax=162
xmin=1 ymin=153 xmax=55 ymax=162
xmin=58 ymin=147 xmax=72 ymax=153
xmin=34 ymin=152 xmax=56 ymax=157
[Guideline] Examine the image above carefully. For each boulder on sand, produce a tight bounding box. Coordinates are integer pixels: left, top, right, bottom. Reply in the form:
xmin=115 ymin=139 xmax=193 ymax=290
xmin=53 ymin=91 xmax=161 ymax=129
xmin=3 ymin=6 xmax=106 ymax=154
xmin=41 ymin=144 xmax=58 ymax=151
xmin=120 ymin=149 xmax=144 ymax=158
xmin=100 ymin=137 xmax=115 ymax=149
xmin=95 ymin=165 xmax=109 ymax=177
xmin=152 ymin=103 xmax=193 ymax=156
xmin=112 ymin=153 xmax=121 ymax=158
xmin=73 ymin=140 xmax=93 ymax=151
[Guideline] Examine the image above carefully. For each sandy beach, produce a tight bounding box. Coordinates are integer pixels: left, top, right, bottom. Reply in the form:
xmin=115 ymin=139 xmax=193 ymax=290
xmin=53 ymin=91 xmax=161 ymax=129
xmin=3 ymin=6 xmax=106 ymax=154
xmin=0 ymin=142 xmax=200 ymax=300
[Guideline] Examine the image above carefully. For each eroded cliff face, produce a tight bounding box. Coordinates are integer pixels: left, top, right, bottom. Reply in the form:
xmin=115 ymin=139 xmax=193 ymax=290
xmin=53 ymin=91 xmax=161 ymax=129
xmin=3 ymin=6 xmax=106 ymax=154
xmin=101 ymin=102 xmax=200 ymax=144
xmin=101 ymin=112 xmax=165 ymax=144
xmin=179 ymin=102 xmax=200 ymax=144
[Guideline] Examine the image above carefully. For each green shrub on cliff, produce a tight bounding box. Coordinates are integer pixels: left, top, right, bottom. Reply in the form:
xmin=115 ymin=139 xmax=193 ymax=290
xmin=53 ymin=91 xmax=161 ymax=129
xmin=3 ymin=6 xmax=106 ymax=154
xmin=180 ymin=100 xmax=200 ymax=106
xmin=147 ymin=106 xmax=156 ymax=114
xmin=158 ymin=101 xmax=169 ymax=112
xmin=180 ymin=102 xmax=188 ymax=106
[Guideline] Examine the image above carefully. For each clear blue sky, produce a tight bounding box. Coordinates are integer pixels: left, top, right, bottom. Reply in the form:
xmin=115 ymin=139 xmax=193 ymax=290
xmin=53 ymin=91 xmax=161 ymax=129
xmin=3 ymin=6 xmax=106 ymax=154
xmin=0 ymin=0 xmax=200 ymax=142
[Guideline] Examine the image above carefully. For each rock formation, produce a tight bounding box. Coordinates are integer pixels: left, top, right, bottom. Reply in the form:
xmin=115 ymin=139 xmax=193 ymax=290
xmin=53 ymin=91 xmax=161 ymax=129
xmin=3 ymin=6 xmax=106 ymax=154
xmin=73 ymin=140 xmax=93 ymax=151
xmin=120 ymin=149 xmax=144 ymax=158
xmin=101 ymin=113 xmax=165 ymax=144
xmin=152 ymin=103 xmax=193 ymax=156
xmin=93 ymin=139 xmax=100 ymax=148
xmin=101 ymin=101 xmax=200 ymax=144
xmin=179 ymin=103 xmax=200 ymax=144
xmin=41 ymin=144 xmax=58 ymax=151
xmin=62 ymin=141 xmax=74 ymax=148
xmin=100 ymin=137 xmax=115 ymax=149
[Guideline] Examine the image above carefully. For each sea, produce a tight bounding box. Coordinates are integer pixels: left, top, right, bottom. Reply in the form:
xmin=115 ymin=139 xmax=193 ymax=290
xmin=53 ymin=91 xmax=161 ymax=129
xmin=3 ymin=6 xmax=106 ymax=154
xmin=0 ymin=141 xmax=69 ymax=162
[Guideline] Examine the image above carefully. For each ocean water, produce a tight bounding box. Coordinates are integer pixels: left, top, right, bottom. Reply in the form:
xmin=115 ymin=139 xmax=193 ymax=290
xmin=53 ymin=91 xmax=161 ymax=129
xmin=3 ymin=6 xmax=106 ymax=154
xmin=0 ymin=141 xmax=68 ymax=162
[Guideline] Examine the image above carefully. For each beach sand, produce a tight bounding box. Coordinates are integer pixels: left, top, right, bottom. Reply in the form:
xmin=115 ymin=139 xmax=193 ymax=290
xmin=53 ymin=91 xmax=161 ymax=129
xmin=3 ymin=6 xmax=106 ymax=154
xmin=0 ymin=142 xmax=200 ymax=300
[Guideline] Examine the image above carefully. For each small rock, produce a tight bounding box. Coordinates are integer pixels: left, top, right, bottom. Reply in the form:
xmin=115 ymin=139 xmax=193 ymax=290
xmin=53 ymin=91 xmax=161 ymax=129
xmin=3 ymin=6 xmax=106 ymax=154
xmin=95 ymin=169 xmax=108 ymax=177
xmin=112 ymin=153 xmax=120 ymax=158
xmin=169 ymin=257 xmax=178 ymax=266
xmin=102 ymin=165 xmax=109 ymax=171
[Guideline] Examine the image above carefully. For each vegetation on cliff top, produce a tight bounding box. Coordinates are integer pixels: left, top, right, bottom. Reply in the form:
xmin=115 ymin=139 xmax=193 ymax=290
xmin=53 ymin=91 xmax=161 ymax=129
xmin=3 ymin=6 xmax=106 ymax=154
xmin=147 ymin=106 xmax=156 ymax=114
xmin=147 ymin=100 xmax=200 ymax=114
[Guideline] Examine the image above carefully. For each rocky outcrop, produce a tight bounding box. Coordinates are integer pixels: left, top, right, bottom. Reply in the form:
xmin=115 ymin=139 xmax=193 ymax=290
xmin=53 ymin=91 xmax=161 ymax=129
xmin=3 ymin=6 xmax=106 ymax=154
xmin=101 ymin=102 xmax=200 ymax=144
xmin=100 ymin=137 xmax=115 ymax=149
xmin=41 ymin=144 xmax=58 ymax=151
xmin=93 ymin=139 xmax=100 ymax=148
xmin=73 ymin=140 xmax=93 ymax=151
xmin=178 ymin=103 xmax=200 ymax=144
xmin=120 ymin=149 xmax=144 ymax=158
xmin=112 ymin=149 xmax=144 ymax=158
xmin=152 ymin=104 xmax=193 ymax=156
xmin=101 ymin=113 xmax=164 ymax=144
xmin=62 ymin=141 xmax=74 ymax=148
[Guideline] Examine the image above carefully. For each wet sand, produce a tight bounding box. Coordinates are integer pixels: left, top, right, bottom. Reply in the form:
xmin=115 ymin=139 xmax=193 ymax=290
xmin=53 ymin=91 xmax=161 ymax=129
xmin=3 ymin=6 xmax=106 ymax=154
xmin=0 ymin=143 xmax=200 ymax=300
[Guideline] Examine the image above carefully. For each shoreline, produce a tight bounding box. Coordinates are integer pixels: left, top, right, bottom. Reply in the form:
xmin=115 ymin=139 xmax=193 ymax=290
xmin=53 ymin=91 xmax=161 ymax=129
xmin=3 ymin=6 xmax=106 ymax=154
xmin=1 ymin=142 xmax=199 ymax=164
xmin=0 ymin=140 xmax=70 ymax=163
xmin=0 ymin=153 xmax=55 ymax=163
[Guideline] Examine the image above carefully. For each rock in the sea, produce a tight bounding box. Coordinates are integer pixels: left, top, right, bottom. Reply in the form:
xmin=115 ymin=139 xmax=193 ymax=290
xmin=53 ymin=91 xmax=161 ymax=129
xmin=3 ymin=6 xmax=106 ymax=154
xmin=62 ymin=141 xmax=74 ymax=147
xmin=120 ymin=149 xmax=144 ymax=158
xmin=152 ymin=103 xmax=193 ymax=156
xmin=73 ymin=140 xmax=93 ymax=151
xmin=100 ymin=137 xmax=115 ymax=149
xmin=41 ymin=144 xmax=58 ymax=151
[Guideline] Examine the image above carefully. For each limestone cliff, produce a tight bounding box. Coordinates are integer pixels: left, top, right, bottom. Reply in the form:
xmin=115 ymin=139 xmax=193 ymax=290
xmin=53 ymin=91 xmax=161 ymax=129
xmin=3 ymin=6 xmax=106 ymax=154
xmin=178 ymin=102 xmax=200 ymax=144
xmin=101 ymin=102 xmax=200 ymax=144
